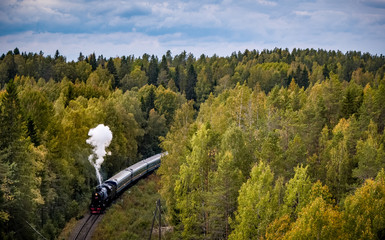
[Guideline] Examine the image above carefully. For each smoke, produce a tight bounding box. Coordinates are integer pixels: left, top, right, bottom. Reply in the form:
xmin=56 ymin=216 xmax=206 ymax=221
xmin=86 ymin=124 xmax=113 ymax=186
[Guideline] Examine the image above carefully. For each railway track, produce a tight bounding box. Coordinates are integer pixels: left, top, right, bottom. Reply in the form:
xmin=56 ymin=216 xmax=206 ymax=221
xmin=72 ymin=214 xmax=101 ymax=240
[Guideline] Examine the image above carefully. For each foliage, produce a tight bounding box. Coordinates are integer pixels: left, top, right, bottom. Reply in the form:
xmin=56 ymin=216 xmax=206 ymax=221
xmin=229 ymin=161 xmax=278 ymax=240
xmin=284 ymin=197 xmax=346 ymax=240
xmin=343 ymin=171 xmax=385 ymax=239
xmin=1 ymin=48 xmax=385 ymax=239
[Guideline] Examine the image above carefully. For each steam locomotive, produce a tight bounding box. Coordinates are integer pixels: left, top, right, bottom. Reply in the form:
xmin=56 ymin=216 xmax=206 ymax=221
xmin=90 ymin=152 xmax=166 ymax=214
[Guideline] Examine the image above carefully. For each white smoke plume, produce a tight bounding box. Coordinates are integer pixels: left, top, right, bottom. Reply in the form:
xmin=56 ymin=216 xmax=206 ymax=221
xmin=86 ymin=124 xmax=113 ymax=186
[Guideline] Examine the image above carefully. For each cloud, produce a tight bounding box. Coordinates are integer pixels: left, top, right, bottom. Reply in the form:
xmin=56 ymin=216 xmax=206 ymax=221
xmin=0 ymin=0 xmax=384 ymax=57
xmin=257 ymin=0 xmax=277 ymax=7
xmin=361 ymin=0 xmax=385 ymax=9
xmin=294 ymin=10 xmax=312 ymax=16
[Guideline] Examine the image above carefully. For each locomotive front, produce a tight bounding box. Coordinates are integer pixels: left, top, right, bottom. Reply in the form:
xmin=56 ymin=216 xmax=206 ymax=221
xmin=90 ymin=185 xmax=108 ymax=214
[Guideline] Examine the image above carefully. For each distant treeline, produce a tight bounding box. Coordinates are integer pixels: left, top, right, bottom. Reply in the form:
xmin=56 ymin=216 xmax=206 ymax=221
xmin=1 ymin=48 xmax=385 ymax=98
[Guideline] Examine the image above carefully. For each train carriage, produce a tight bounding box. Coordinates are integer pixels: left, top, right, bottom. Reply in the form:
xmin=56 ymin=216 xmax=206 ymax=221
xmin=89 ymin=152 xmax=167 ymax=214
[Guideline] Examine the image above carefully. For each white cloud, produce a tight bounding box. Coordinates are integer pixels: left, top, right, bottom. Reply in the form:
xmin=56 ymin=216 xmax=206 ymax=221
xmin=294 ymin=10 xmax=312 ymax=16
xmin=0 ymin=0 xmax=384 ymax=58
xmin=257 ymin=0 xmax=277 ymax=7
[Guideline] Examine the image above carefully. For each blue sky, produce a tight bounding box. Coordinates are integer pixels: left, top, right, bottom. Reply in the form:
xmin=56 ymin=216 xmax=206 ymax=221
xmin=0 ymin=0 xmax=384 ymax=60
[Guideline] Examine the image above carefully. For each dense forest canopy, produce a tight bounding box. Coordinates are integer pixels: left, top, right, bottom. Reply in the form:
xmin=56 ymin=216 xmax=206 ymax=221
xmin=0 ymin=47 xmax=385 ymax=239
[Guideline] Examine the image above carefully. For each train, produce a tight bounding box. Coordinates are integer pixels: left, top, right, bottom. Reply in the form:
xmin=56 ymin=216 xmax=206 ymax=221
xmin=89 ymin=152 xmax=167 ymax=214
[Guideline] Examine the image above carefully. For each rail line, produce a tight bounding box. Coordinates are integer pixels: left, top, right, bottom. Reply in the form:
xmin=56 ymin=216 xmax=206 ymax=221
xmin=73 ymin=214 xmax=100 ymax=240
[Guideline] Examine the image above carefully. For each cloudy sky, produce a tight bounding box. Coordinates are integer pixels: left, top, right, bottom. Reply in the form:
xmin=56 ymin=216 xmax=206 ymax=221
xmin=0 ymin=0 xmax=384 ymax=60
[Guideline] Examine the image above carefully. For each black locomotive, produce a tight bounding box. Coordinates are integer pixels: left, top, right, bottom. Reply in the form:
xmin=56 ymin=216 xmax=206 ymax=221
xmin=90 ymin=152 xmax=166 ymax=214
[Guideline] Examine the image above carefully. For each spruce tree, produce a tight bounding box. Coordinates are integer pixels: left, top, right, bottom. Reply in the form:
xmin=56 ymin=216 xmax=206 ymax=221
xmin=147 ymin=55 xmax=159 ymax=85
xmin=107 ymin=58 xmax=118 ymax=88
xmin=185 ymin=64 xmax=197 ymax=101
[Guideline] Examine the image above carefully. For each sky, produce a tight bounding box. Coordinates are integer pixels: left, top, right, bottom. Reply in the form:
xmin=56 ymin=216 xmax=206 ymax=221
xmin=0 ymin=0 xmax=384 ymax=61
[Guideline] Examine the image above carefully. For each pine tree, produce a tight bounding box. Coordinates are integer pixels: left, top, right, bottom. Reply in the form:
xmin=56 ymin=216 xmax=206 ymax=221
xmin=341 ymin=82 xmax=363 ymax=119
xmin=147 ymin=55 xmax=159 ymax=85
xmin=323 ymin=64 xmax=329 ymax=79
xmin=107 ymin=58 xmax=118 ymax=88
xmin=26 ymin=117 xmax=39 ymax=147
xmin=89 ymin=53 xmax=97 ymax=71
xmin=185 ymin=64 xmax=197 ymax=101
xmin=78 ymin=52 xmax=85 ymax=62
xmin=0 ymin=80 xmax=42 ymax=238
xmin=54 ymin=50 xmax=60 ymax=60
xmin=0 ymin=80 xmax=23 ymax=149
xmin=160 ymin=55 xmax=169 ymax=74
xmin=174 ymin=65 xmax=181 ymax=91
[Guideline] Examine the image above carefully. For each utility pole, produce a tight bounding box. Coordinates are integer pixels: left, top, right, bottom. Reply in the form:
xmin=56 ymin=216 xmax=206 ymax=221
xmin=158 ymin=199 xmax=161 ymax=240
xmin=149 ymin=199 xmax=162 ymax=240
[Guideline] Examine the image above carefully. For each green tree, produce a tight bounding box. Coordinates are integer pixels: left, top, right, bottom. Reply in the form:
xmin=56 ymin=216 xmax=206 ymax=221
xmin=185 ymin=64 xmax=197 ymax=101
xmin=284 ymin=197 xmax=345 ymax=240
xmin=138 ymin=108 xmax=167 ymax=158
xmin=0 ymin=80 xmax=23 ymax=149
xmin=86 ymin=65 xmax=113 ymax=88
xmin=321 ymin=73 xmax=343 ymax=126
xmin=147 ymin=55 xmax=159 ymax=85
xmin=298 ymin=66 xmax=309 ymax=89
xmin=326 ymin=119 xmax=352 ymax=200
xmin=174 ymin=65 xmax=183 ymax=91
xmin=248 ymin=62 xmax=289 ymax=92
xmin=139 ymin=84 xmax=156 ymax=118
xmin=18 ymin=84 xmax=54 ymax=144
xmin=353 ymin=121 xmax=385 ymax=181
xmin=220 ymin=125 xmax=254 ymax=178
xmin=256 ymin=132 xmax=284 ymax=178
xmin=229 ymin=161 xmax=278 ymax=240
xmin=375 ymin=79 xmax=385 ymax=132
xmin=284 ymin=135 xmax=307 ymax=179
xmin=174 ymin=123 xmax=219 ymax=238
xmin=341 ymin=81 xmax=363 ymax=119
xmin=157 ymin=55 xmax=171 ymax=86
xmin=195 ymin=67 xmax=213 ymax=106
xmin=75 ymin=61 xmax=92 ymax=82
xmin=120 ymin=66 xmax=148 ymax=91
xmin=302 ymin=84 xmax=328 ymax=157
xmin=154 ymin=86 xmax=181 ymax=126
xmin=158 ymin=101 xmax=196 ymax=225
xmin=208 ymin=152 xmax=243 ymax=239
xmin=264 ymin=214 xmax=292 ymax=240
xmin=0 ymin=80 xmax=43 ymax=238
xmin=343 ymin=170 xmax=385 ymax=239
xmin=88 ymin=52 xmax=97 ymax=71
xmin=107 ymin=57 xmax=118 ymax=88
xmin=101 ymin=91 xmax=143 ymax=174
xmin=0 ymin=53 xmax=16 ymax=88
xmin=282 ymin=165 xmax=312 ymax=220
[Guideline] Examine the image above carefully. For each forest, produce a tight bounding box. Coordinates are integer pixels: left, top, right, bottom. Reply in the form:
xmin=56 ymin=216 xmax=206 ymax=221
xmin=0 ymin=48 xmax=385 ymax=239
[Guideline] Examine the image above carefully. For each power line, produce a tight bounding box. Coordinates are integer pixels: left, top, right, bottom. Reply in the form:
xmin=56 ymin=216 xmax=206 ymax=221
xmin=25 ymin=221 xmax=47 ymax=240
